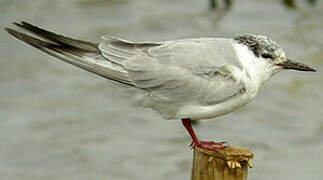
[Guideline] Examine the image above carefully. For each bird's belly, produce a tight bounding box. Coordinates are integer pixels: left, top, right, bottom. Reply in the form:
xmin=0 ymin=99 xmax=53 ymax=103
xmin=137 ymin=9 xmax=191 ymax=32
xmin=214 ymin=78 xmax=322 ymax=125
xmin=174 ymin=93 xmax=253 ymax=120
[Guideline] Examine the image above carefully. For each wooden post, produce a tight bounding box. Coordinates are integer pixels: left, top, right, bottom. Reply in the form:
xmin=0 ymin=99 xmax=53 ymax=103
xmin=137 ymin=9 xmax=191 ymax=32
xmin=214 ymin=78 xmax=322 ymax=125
xmin=191 ymin=146 xmax=253 ymax=180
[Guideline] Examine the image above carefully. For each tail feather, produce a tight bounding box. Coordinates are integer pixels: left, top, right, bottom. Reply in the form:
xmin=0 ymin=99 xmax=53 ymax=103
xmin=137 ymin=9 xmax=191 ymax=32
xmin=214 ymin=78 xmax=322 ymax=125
xmin=5 ymin=23 xmax=135 ymax=86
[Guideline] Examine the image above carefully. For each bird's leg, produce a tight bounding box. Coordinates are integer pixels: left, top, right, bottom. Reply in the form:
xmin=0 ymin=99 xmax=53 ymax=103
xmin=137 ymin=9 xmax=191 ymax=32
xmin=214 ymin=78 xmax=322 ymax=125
xmin=182 ymin=118 xmax=199 ymax=148
xmin=181 ymin=118 xmax=227 ymax=151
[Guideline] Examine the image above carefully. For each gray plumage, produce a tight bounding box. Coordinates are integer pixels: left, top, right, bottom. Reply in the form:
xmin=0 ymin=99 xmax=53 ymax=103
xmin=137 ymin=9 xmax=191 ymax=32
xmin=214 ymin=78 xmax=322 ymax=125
xmin=99 ymin=36 xmax=246 ymax=118
xmin=5 ymin=22 xmax=246 ymax=119
xmin=6 ymin=22 xmax=314 ymax=120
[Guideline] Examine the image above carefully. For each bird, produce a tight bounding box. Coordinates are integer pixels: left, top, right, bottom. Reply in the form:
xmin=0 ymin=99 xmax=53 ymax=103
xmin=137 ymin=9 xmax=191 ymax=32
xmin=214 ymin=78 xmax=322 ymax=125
xmin=5 ymin=22 xmax=315 ymax=151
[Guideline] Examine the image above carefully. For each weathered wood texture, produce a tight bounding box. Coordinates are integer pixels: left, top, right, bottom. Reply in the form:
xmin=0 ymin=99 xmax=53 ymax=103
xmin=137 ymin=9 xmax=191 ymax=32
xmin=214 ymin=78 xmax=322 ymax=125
xmin=191 ymin=146 xmax=253 ymax=180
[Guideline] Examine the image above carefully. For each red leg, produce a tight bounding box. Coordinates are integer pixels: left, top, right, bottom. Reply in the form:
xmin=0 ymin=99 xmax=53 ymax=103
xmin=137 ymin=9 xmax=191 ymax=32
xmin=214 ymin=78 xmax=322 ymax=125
xmin=181 ymin=118 xmax=227 ymax=151
xmin=181 ymin=118 xmax=199 ymax=148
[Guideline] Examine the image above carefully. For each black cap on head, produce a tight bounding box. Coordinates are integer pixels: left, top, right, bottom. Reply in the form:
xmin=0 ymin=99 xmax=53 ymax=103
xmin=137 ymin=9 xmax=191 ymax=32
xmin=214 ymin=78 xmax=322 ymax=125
xmin=233 ymin=34 xmax=281 ymax=60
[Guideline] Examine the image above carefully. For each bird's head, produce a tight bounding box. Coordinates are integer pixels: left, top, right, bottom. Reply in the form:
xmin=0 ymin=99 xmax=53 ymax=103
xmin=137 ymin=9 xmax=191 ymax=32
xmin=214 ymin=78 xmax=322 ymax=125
xmin=233 ymin=34 xmax=315 ymax=77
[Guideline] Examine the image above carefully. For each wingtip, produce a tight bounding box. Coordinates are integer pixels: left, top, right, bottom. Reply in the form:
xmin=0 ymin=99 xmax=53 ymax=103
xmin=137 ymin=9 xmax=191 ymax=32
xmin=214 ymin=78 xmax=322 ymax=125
xmin=4 ymin=27 xmax=16 ymax=36
xmin=13 ymin=21 xmax=33 ymax=29
xmin=5 ymin=21 xmax=26 ymax=35
xmin=13 ymin=22 xmax=22 ymax=27
xmin=4 ymin=27 xmax=26 ymax=42
xmin=20 ymin=21 xmax=30 ymax=25
xmin=20 ymin=21 xmax=32 ymax=27
xmin=4 ymin=27 xmax=11 ymax=33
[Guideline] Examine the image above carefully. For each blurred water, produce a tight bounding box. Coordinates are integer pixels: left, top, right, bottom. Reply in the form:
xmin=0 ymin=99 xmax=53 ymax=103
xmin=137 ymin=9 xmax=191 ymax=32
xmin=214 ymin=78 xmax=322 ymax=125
xmin=0 ymin=0 xmax=322 ymax=179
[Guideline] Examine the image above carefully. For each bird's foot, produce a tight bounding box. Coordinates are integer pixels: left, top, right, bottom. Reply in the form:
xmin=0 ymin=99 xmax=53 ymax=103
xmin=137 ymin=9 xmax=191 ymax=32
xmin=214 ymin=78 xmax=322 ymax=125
xmin=191 ymin=140 xmax=229 ymax=151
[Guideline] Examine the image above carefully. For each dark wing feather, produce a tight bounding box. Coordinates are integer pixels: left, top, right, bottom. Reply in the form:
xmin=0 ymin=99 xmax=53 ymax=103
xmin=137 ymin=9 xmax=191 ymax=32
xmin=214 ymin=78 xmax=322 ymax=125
xmin=13 ymin=21 xmax=99 ymax=52
xmin=5 ymin=22 xmax=134 ymax=86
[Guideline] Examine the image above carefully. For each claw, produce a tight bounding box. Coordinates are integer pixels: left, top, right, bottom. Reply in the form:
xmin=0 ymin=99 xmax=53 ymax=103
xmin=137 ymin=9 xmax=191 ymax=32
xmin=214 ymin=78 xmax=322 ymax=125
xmin=189 ymin=140 xmax=198 ymax=149
xmin=195 ymin=141 xmax=228 ymax=151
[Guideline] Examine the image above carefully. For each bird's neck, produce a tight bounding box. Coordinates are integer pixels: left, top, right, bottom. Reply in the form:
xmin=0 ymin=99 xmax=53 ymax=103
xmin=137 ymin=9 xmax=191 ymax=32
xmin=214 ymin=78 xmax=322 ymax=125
xmin=233 ymin=42 xmax=272 ymax=88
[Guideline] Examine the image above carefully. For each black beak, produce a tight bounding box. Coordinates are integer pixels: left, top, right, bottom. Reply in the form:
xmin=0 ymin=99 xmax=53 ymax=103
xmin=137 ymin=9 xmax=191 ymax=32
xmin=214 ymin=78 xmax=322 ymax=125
xmin=276 ymin=59 xmax=316 ymax=72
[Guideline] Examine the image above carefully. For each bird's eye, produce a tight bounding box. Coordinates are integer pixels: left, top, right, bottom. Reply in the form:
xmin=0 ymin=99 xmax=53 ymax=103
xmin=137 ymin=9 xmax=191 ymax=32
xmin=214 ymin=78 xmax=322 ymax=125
xmin=262 ymin=53 xmax=273 ymax=59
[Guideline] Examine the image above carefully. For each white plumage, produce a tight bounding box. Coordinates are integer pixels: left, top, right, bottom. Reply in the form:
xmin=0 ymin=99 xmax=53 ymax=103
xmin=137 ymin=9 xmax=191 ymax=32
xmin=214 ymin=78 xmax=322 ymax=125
xmin=6 ymin=22 xmax=315 ymax=150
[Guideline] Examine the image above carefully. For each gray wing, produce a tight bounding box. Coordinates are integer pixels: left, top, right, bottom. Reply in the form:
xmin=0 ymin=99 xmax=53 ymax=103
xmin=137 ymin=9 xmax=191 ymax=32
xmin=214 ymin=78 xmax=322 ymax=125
xmin=5 ymin=22 xmax=244 ymax=106
xmin=99 ymin=37 xmax=245 ymax=105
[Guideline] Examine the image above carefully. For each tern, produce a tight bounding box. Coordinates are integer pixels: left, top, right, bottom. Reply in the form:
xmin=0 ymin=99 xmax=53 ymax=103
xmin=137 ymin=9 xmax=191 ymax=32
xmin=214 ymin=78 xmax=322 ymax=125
xmin=5 ymin=22 xmax=315 ymax=151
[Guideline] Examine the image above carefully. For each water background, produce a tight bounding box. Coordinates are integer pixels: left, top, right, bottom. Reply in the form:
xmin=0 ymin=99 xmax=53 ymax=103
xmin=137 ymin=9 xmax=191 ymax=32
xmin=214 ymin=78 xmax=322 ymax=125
xmin=0 ymin=0 xmax=323 ymax=179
